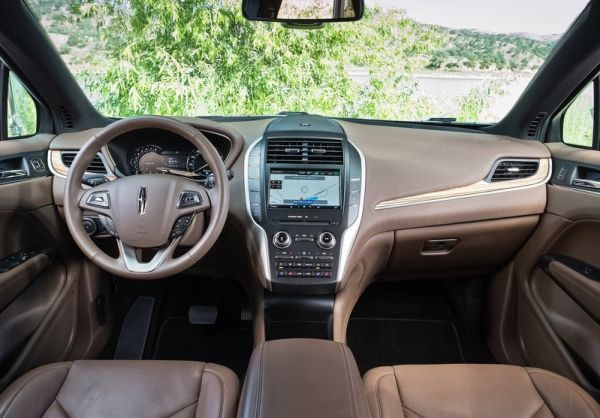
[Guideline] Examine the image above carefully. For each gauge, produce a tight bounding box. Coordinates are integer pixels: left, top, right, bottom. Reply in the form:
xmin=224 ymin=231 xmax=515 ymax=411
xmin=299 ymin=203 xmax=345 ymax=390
xmin=129 ymin=145 xmax=163 ymax=174
xmin=186 ymin=148 xmax=224 ymax=177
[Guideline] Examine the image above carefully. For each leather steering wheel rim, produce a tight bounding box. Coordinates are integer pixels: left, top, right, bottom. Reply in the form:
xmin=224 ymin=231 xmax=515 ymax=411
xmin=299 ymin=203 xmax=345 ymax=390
xmin=63 ymin=116 xmax=230 ymax=280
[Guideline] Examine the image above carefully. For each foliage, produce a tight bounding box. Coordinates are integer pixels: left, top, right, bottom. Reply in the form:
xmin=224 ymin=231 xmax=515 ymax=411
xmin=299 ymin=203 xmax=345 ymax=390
xmin=66 ymin=1 xmax=445 ymax=119
xmin=28 ymin=0 xmax=558 ymax=122
xmin=7 ymin=73 xmax=37 ymax=137
xmin=425 ymin=29 xmax=554 ymax=73
xmin=457 ymin=79 xmax=508 ymax=122
xmin=563 ymin=84 xmax=594 ymax=147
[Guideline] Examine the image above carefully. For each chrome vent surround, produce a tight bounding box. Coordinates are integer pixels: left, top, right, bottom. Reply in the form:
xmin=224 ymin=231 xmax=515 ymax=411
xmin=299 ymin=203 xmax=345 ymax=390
xmin=489 ymin=160 xmax=539 ymax=182
xmin=527 ymin=112 xmax=547 ymax=137
xmin=61 ymin=152 xmax=107 ymax=174
xmin=266 ymin=139 xmax=343 ymax=164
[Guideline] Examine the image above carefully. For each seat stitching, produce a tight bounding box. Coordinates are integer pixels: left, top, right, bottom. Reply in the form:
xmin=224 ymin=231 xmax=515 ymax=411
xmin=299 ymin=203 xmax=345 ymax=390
xmin=204 ymin=369 xmax=225 ymax=418
xmin=0 ymin=364 xmax=71 ymax=418
xmin=374 ymin=372 xmax=395 ymax=418
xmin=255 ymin=342 xmax=266 ymax=418
xmin=402 ymin=405 xmax=424 ymax=418
xmin=53 ymin=398 xmax=71 ymax=418
xmin=187 ymin=362 xmax=206 ymax=418
xmin=165 ymin=400 xmax=199 ymax=418
xmin=340 ymin=344 xmax=358 ymax=418
xmin=527 ymin=369 xmax=600 ymax=418
xmin=393 ymin=367 xmax=424 ymax=418
xmin=166 ymin=363 xmax=205 ymax=417
xmin=530 ymin=401 xmax=547 ymax=418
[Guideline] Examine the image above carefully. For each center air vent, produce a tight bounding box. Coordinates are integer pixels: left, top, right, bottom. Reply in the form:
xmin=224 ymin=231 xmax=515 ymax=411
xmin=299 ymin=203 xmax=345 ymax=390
xmin=61 ymin=152 xmax=107 ymax=174
xmin=490 ymin=160 xmax=539 ymax=182
xmin=267 ymin=139 xmax=343 ymax=164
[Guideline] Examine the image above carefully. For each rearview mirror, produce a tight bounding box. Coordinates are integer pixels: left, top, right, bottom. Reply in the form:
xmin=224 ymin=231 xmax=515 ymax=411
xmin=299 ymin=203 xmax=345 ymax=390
xmin=242 ymin=0 xmax=364 ymax=23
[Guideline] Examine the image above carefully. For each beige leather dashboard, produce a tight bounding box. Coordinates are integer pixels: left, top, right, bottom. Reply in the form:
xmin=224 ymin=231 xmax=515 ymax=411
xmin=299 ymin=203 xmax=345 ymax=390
xmin=47 ymin=117 xmax=550 ymax=287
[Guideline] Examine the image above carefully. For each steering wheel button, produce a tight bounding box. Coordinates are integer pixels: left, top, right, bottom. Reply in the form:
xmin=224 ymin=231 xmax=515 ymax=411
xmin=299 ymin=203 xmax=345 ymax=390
xmin=178 ymin=191 xmax=202 ymax=208
xmin=87 ymin=191 xmax=110 ymax=209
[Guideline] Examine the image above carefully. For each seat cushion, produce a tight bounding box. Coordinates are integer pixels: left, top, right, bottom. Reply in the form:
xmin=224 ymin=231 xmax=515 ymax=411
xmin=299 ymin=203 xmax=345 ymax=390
xmin=0 ymin=360 xmax=238 ymax=418
xmin=364 ymin=364 xmax=600 ymax=418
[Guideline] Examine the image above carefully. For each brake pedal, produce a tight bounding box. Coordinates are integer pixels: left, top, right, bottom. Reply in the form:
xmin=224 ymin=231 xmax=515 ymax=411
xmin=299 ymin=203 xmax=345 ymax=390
xmin=241 ymin=305 xmax=253 ymax=321
xmin=188 ymin=305 xmax=218 ymax=325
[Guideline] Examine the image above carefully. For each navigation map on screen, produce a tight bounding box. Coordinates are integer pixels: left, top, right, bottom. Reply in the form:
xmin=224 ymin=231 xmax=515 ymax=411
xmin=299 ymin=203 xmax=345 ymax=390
xmin=268 ymin=170 xmax=340 ymax=208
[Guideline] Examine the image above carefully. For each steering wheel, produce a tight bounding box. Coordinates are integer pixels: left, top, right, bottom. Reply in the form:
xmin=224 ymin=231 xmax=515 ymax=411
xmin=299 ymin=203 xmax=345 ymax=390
xmin=63 ymin=116 xmax=230 ymax=280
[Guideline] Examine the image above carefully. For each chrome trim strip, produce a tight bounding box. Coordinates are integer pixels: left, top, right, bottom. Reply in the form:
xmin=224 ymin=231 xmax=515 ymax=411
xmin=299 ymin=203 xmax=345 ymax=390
xmin=243 ymin=137 xmax=272 ymax=284
xmin=375 ymin=158 xmax=551 ymax=210
xmin=117 ymin=237 xmax=181 ymax=273
xmin=336 ymin=139 xmax=366 ymax=287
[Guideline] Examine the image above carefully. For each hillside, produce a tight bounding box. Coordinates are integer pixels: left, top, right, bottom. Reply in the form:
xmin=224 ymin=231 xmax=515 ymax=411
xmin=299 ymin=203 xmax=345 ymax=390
xmin=425 ymin=28 xmax=555 ymax=72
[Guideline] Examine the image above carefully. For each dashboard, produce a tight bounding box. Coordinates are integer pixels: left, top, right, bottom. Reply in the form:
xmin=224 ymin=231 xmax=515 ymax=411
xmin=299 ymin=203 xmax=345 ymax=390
xmin=47 ymin=115 xmax=551 ymax=297
xmin=107 ymin=127 xmax=232 ymax=179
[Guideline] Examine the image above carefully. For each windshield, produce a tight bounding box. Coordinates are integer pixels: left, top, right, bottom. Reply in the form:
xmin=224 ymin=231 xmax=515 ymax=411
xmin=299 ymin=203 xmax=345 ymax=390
xmin=29 ymin=0 xmax=588 ymax=123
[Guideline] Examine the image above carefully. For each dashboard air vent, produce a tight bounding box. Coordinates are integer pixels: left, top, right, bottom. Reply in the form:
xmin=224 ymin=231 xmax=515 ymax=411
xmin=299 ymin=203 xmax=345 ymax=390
xmin=490 ymin=160 xmax=539 ymax=182
xmin=267 ymin=139 xmax=343 ymax=164
xmin=61 ymin=152 xmax=107 ymax=174
xmin=56 ymin=106 xmax=74 ymax=129
xmin=527 ymin=112 xmax=547 ymax=137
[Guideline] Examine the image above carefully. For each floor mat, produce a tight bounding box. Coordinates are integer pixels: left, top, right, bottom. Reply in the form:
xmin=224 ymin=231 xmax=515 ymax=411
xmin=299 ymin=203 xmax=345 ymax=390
xmin=347 ymin=278 xmax=496 ymax=374
xmin=347 ymin=318 xmax=464 ymax=375
xmin=153 ymin=317 xmax=253 ymax=379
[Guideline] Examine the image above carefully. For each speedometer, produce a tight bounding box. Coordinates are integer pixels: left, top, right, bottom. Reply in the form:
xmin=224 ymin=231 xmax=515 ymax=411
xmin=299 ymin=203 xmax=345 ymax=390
xmin=186 ymin=149 xmax=224 ymax=177
xmin=129 ymin=145 xmax=163 ymax=174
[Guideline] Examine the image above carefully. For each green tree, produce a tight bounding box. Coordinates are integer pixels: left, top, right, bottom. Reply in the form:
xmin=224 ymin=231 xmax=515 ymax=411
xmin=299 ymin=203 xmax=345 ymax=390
xmin=70 ymin=0 xmax=442 ymax=119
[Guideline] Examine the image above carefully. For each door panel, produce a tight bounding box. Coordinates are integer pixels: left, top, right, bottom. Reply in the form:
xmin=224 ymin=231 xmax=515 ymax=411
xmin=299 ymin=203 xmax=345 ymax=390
xmin=0 ymin=135 xmax=111 ymax=390
xmin=0 ymin=254 xmax=49 ymax=311
xmin=546 ymin=258 xmax=600 ymax=321
xmin=513 ymin=142 xmax=600 ymax=399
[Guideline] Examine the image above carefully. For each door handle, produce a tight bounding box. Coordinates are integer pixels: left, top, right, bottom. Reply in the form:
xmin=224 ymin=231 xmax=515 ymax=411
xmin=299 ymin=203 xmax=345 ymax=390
xmin=0 ymin=169 xmax=27 ymax=180
xmin=571 ymin=178 xmax=600 ymax=190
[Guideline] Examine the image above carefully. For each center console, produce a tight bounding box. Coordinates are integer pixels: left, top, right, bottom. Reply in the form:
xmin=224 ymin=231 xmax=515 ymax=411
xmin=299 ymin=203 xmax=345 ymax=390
xmin=238 ymin=338 xmax=370 ymax=418
xmin=245 ymin=115 xmax=364 ymax=295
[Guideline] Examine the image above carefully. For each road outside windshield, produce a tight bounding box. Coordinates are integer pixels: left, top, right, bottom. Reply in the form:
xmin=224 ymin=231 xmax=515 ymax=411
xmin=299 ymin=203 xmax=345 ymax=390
xmin=29 ymin=0 xmax=588 ymax=123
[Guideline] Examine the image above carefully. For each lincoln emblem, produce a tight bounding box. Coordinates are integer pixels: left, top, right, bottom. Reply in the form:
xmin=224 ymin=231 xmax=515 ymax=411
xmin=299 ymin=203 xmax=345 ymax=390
xmin=138 ymin=187 xmax=147 ymax=215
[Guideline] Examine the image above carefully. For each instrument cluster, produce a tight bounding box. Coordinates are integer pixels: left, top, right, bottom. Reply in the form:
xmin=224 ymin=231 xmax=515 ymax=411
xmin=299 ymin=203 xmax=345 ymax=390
xmin=128 ymin=144 xmax=224 ymax=178
xmin=106 ymin=127 xmax=231 ymax=180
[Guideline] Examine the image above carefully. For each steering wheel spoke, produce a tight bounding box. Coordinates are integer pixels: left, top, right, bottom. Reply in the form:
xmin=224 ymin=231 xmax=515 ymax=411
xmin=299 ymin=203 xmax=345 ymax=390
xmin=117 ymin=237 xmax=182 ymax=273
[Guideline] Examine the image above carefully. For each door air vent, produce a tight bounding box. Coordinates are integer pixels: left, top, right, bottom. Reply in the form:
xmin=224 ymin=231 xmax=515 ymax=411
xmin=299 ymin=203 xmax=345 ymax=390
xmin=266 ymin=139 xmax=344 ymax=164
xmin=489 ymin=160 xmax=539 ymax=182
xmin=527 ymin=112 xmax=547 ymax=137
xmin=61 ymin=152 xmax=107 ymax=174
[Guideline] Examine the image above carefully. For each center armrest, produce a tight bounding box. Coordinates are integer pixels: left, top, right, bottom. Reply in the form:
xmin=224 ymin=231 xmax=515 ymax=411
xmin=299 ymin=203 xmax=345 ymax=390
xmin=238 ymin=338 xmax=369 ymax=418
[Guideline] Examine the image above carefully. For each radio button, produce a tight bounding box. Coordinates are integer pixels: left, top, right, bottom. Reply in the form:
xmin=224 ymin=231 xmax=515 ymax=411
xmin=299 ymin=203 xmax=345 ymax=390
xmin=273 ymin=231 xmax=292 ymax=249
xmin=317 ymin=232 xmax=336 ymax=249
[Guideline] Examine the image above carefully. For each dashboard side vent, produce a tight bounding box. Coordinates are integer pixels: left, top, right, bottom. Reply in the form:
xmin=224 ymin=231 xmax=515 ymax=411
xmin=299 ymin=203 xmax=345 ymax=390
xmin=527 ymin=112 xmax=547 ymax=137
xmin=56 ymin=106 xmax=74 ymax=129
xmin=267 ymin=139 xmax=343 ymax=164
xmin=61 ymin=152 xmax=107 ymax=174
xmin=490 ymin=160 xmax=539 ymax=182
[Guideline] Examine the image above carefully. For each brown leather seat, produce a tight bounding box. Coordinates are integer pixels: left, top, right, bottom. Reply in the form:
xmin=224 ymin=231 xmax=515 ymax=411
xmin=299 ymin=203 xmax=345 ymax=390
xmin=364 ymin=364 xmax=600 ymax=418
xmin=0 ymin=360 xmax=238 ymax=418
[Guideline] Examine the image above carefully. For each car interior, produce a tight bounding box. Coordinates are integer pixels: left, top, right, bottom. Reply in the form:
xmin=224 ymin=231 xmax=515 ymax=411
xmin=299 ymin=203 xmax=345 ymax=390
xmin=0 ymin=0 xmax=599 ymax=417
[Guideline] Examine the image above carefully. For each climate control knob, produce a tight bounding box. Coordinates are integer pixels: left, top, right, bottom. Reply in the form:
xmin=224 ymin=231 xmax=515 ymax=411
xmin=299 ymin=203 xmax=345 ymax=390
xmin=273 ymin=231 xmax=292 ymax=249
xmin=317 ymin=232 xmax=336 ymax=249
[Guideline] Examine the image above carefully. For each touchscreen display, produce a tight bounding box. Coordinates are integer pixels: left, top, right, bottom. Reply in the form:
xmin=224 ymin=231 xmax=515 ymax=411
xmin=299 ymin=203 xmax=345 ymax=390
xmin=269 ymin=169 xmax=341 ymax=209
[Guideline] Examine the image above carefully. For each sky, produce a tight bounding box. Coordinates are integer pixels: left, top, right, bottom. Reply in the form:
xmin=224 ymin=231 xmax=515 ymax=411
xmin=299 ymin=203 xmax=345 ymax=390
xmin=367 ymin=0 xmax=590 ymax=35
